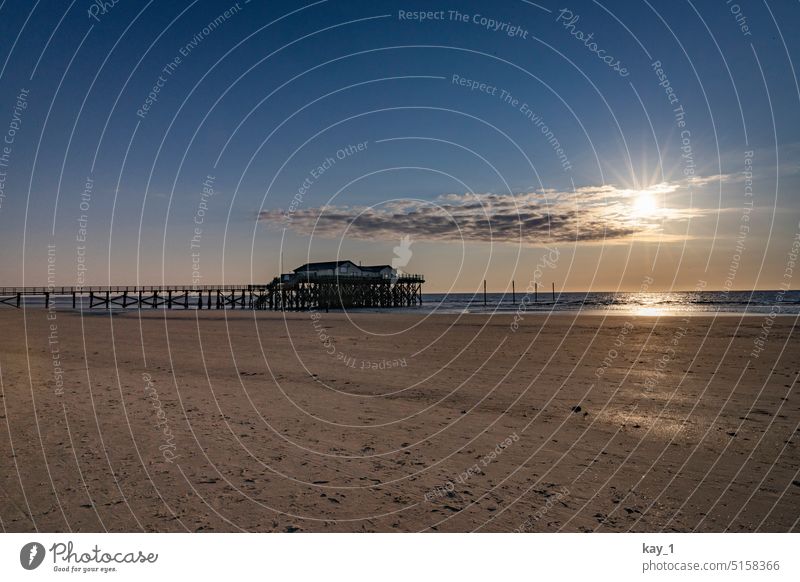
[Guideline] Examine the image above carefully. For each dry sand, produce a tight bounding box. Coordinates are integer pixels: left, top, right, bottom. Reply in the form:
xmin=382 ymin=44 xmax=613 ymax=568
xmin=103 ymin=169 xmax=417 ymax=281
xmin=0 ymin=308 xmax=798 ymax=532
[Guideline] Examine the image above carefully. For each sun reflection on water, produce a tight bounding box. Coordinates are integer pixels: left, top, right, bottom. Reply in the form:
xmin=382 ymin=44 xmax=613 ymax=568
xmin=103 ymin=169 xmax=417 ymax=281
xmin=626 ymin=292 xmax=683 ymax=317
xmin=632 ymin=305 xmax=671 ymax=317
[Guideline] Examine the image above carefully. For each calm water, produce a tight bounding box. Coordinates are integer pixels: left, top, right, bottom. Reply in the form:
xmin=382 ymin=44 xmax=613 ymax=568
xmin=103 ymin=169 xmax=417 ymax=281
xmin=418 ymin=290 xmax=800 ymax=316
xmin=9 ymin=290 xmax=800 ymax=316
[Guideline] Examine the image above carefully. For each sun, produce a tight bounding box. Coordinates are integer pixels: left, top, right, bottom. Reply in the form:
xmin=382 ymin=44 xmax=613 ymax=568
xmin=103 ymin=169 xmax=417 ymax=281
xmin=633 ymin=191 xmax=659 ymax=217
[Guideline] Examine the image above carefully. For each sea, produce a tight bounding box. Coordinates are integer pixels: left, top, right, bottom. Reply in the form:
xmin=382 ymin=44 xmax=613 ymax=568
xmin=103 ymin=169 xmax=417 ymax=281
xmin=415 ymin=290 xmax=800 ymax=316
xmin=9 ymin=290 xmax=800 ymax=316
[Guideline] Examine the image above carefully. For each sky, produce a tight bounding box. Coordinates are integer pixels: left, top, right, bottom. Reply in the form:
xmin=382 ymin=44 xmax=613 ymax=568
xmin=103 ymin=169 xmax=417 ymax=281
xmin=0 ymin=0 xmax=798 ymax=292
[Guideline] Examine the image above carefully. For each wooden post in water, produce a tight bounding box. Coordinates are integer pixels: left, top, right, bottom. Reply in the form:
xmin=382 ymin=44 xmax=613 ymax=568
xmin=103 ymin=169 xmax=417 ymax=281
xmin=483 ymin=280 xmax=487 ymax=306
xmin=552 ymin=282 xmax=555 ymax=302
xmin=512 ymin=280 xmax=515 ymax=304
xmin=534 ymin=282 xmax=538 ymax=302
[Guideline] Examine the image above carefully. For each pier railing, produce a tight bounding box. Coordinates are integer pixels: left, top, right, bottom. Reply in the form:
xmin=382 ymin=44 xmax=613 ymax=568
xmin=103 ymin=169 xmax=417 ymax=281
xmin=0 ymin=284 xmax=270 ymax=295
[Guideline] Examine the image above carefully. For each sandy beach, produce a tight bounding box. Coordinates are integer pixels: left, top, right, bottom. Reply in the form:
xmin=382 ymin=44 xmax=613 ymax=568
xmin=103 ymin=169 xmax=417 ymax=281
xmin=0 ymin=308 xmax=797 ymax=532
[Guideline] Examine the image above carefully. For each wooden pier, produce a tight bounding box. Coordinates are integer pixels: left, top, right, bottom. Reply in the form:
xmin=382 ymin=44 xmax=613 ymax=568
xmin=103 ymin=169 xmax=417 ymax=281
xmin=0 ymin=275 xmax=424 ymax=312
xmin=0 ymin=285 xmax=267 ymax=310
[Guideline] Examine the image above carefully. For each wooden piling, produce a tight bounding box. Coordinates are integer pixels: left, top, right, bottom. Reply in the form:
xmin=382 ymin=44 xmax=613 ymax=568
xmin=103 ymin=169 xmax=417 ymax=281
xmin=484 ymin=280 xmax=487 ymax=306
xmin=512 ymin=280 xmax=515 ymax=304
xmin=552 ymin=282 xmax=555 ymax=301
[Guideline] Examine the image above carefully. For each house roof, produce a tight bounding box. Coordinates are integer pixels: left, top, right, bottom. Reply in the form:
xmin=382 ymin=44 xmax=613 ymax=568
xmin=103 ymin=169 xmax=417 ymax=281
xmin=292 ymin=260 xmax=358 ymax=273
xmin=360 ymin=265 xmax=394 ymax=272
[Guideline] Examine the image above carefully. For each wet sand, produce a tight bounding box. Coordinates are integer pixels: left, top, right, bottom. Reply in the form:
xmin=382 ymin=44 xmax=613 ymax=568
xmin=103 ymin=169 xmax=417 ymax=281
xmin=0 ymin=308 xmax=798 ymax=532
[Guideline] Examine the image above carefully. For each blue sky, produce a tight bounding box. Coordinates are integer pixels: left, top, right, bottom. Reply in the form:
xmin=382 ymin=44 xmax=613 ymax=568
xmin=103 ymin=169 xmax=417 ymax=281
xmin=0 ymin=0 xmax=798 ymax=291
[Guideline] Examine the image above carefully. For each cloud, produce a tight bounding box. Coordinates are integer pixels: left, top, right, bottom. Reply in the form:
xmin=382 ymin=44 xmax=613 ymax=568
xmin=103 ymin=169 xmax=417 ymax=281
xmin=259 ymin=181 xmax=710 ymax=245
xmin=688 ymin=173 xmax=735 ymax=187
